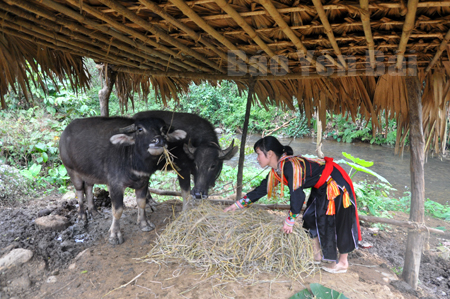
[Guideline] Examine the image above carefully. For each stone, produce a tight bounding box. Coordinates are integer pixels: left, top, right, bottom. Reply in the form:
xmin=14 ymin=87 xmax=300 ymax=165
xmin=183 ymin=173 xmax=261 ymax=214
xmin=0 ymin=248 xmax=34 ymax=270
xmin=61 ymin=191 xmax=76 ymax=202
xmin=35 ymin=215 xmax=70 ymax=231
xmin=37 ymin=208 xmax=53 ymax=217
xmin=68 ymin=263 xmax=76 ymax=270
xmin=46 ymin=276 xmax=57 ymax=283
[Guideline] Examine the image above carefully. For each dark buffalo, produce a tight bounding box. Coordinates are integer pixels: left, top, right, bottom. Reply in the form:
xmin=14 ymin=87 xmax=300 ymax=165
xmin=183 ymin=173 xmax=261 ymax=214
xmin=133 ymin=111 xmax=238 ymax=210
xmin=59 ymin=116 xmax=186 ymax=244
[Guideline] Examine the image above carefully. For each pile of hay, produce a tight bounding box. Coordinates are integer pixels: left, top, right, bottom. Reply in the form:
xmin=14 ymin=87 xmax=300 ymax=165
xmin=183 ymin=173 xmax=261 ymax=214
xmin=141 ymin=202 xmax=317 ymax=282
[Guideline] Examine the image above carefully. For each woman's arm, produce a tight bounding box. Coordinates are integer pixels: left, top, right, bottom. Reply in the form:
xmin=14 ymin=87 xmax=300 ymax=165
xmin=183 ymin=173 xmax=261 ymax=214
xmin=224 ymin=174 xmax=269 ymax=212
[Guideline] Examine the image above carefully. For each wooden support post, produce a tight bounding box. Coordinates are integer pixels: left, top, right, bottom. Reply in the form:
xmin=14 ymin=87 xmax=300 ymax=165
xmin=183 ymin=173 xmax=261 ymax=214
xmin=98 ymin=64 xmax=117 ymax=117
xmin=236 ymin=77 xmax=256 ymax=199
xmin=402 ymin=76 xmax=425 ymax=289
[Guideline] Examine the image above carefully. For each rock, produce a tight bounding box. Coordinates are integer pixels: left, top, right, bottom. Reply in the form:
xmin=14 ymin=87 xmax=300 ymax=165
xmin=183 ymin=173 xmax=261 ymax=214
xmin=46 ymin=276 xmax=57 ymax=283
xmin=10 ymin=276 xmax=31 ymax=291
xmin=37 ymin=208 xmax=53 ymax=217
xmin=35 ymin=215 xmax=70 ymax=231
xmin=61 ymin=191 xmax=76 ymax=202
xmin=68 ymin=263 xmax=76 ymax=270
xmin=0 ymin=248 xmax=34 ymax=270
xmin=0 ymin=243 xmax=17 ymax=256
xmin=214 ymin=128 xmax=223 ymax=134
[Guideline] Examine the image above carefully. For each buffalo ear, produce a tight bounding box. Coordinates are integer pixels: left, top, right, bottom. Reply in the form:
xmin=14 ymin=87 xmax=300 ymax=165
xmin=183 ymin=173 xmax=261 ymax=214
xmin=219 ymin=139 xmax=239 ymax=160
xmin=183 ymin=141 xmax=196 ymax=160
xmin=110 ymin=134 xmax=135 ymax=145
xmin=166 ymin=129 xmax=187 ymax=142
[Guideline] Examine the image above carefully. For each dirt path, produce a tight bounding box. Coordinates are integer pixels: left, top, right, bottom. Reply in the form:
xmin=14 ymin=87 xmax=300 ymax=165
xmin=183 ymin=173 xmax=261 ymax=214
xmin=1 ymin=192 xmax=449 ymax=299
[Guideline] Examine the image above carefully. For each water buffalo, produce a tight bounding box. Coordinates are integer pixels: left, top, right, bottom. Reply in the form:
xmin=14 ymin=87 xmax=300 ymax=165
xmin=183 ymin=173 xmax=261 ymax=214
xmin=133 ymin=111 xmax=238 ymax=210
xmin=59 ymin=116 xmax=186 ymax=244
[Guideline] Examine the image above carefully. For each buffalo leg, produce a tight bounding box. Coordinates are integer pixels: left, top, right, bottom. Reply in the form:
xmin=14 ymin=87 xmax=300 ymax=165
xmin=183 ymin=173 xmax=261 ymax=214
xmin=85 ymin=184 xmax=99 ymax=218
xmin=69 ymin=174 xmax=87 ymax=220
xmin=135 ymin=187 xmax=155 ymax=231
xmin=109 ymin=187 xmax=124 ymax=245
xmin=178 ymin=173 xmax=192 ymax=211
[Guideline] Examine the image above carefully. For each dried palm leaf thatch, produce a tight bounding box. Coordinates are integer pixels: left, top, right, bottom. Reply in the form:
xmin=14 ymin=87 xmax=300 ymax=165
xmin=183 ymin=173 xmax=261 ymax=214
xmin=0 ymin=33 xmax=89 ymax=109
xmin=141 ymin=202 xmax=316 ymax=282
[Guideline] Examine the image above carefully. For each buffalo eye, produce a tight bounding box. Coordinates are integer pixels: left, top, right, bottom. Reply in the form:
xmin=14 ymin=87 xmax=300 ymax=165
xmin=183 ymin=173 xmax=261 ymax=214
xmin=210 ymin=164 xmax=216 ymax=170
xmin=137 ymin=126 xmax=144 ymax=133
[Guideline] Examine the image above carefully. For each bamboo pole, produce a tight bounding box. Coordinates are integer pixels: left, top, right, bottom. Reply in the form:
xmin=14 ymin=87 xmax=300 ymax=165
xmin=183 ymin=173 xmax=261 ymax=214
xmin=402 ymin=76 xmax=425 ymax=290
xmin=396 ymin=0 xmax=419 ymax=70
xmin=158 ymin=2 xmax=450 ymax=23
xmin=258 ymin=0 xmax=324 ymax=72
xmin=138 ymin=0 xmax=231 ymax=69
xmin=214 ymin=0 xmax=290 ymax=74
xmin=152 ymin=17 xmax=450 ymax=38
xmin=60 ymin=0 xmax=197 ymax=72
xmin=0 ymin=2 xmax=182 ymax=72
xmin=0 ymin=28 xmax=132 ymax=68
xmin=0 ymin=16 xmax=167 ymax=72
xmin=311 ymin=0 xmax=347 ymax=69
xmin=17 ymin=0 xmax=196 ymax=72
xmin=102 ymin=1 xmax=450 ymax=14
xmin=425 ymin=29 xmax=450 ymax=74
xmin=96 ymin=0 xmax=223 ymax=73
xmin=236 ymin=77 xmax=256 ymax=199
xmin=168 ymin=0 xmax=268 ymax=75
xmin=0 ymin=27 xmax=139 ymax=69
xmin=360 ymin=0 xmax=376 ymax=69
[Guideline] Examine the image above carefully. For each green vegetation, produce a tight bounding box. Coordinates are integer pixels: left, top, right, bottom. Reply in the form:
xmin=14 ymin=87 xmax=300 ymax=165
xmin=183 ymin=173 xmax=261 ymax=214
xmin=290 ymin=283 xmax=349 ymax=299
xmin=0 ymin=60 xmax=449 ymax=225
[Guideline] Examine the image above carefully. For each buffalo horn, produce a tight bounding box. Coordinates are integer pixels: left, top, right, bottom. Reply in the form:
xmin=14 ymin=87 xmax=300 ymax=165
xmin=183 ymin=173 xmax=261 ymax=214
xmin=118 ymin=124 xmax=137 ymax=133
xmin=218 ymin=139 xmax=235 ymax=158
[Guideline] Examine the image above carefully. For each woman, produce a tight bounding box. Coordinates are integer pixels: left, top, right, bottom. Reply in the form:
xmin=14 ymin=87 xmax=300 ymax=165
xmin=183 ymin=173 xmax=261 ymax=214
xmin=224 ymin=136 xmax=361 ymax=274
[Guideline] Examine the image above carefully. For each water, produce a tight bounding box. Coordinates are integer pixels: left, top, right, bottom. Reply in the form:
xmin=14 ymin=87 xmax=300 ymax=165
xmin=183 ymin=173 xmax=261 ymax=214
xmin=227 ymin=135 xmax=450 ymax=205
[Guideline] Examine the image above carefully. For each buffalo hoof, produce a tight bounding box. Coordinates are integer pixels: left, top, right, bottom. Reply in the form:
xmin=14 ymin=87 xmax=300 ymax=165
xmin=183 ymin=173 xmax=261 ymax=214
xmin=139 ymin=221 xmax=155 ymax=232
xmin=109 ymin=234 xmax=124 ymax=245
xmin=88 ymin=209 xmax=100 ymax=218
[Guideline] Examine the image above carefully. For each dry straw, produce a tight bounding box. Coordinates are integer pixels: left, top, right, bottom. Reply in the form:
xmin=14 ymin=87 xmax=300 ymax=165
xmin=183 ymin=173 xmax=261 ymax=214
xmin=140 ymin=202 xmax=317 ymax=283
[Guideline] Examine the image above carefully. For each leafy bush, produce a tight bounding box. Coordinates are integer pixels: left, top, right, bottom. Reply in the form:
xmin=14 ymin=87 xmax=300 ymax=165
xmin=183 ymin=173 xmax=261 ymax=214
xmin=0 ymin=164 xmax=35 ymax=204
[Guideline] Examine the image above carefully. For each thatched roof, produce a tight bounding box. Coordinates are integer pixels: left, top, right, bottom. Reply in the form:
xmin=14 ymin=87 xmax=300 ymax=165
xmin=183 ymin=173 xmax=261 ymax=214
xmin=0 ymin=0 xmax=450 ymax=152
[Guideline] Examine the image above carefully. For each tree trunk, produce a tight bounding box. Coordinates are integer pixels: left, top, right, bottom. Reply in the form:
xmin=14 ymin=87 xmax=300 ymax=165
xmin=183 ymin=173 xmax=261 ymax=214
xmin=98 ymin=64 xmax=117 ymax=117
xmin=236 ymin=77 xmax=256 ymax=199
xmin=402 ymin=76 xmax=425 ymax=290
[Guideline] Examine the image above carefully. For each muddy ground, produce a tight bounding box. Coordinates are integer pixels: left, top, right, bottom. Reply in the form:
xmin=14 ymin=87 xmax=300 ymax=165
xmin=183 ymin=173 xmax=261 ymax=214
xmin=0 ymin=190 xmax=449 ymax=299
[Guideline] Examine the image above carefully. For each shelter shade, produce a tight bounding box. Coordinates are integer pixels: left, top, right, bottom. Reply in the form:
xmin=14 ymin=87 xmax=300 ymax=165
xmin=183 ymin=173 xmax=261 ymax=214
xmin=0 ymin=0 xmax=449 ymax=152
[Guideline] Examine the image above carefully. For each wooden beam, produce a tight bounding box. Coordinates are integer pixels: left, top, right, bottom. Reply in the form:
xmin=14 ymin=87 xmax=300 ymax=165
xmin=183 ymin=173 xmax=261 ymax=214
xmin=402 ymin=76 xmax=425 ymax=290
xmin=96 ymin=0 xmax=223 ymax=73
xmin=138 ymin=0 xmax=231 ymax=70
xmin=396 ymin=0 xmax=419 ymax=70
xmin=360 ymin=0 xmax=376 ymax=69
xmin=425 ymin=29 xmax=450 ymax=74
xmin=168 ymin=0 xmax=268 ymax=75
xmin=214 ymin=0 xmax=290 ymax=74
xmin=258 ymin=0 xmax=324 ymax=71
xmin=312 ymin=0 xmax=347 ymax=69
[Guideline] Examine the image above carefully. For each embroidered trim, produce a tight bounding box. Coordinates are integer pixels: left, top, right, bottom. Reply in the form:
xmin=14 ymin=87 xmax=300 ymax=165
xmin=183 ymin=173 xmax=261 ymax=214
xmin=234 ymin=195 xmax=252 ymax=209
xmin=285 ymin=211 xmax=299 ymax=227
xmin=267 ymin=154 xmax=308 ymax=198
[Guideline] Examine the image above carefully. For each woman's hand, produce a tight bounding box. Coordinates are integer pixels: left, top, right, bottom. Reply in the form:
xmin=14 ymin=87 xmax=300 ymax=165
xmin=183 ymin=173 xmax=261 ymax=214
xmin=224 ymin=204 xmax=238 ymax=212
xmin=282 ymin=222 xmax=293 ymax=234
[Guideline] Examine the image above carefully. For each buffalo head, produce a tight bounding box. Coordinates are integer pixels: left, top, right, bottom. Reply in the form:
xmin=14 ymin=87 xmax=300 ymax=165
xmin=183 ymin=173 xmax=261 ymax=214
xmin=110 ymin=118 xmax=186 ymax=156
xmin=184 ymin=140 xmax=238 ymax=199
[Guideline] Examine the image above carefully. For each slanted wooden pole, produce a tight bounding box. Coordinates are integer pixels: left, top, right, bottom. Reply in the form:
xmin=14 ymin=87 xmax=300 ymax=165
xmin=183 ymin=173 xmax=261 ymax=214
xmin=236 ymin=77 xmax=256 ymax=199
xmin=98 ymin=64 xmax=117 ymax=117
xmin=402 ymin=76 xmax=425 ymax=290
